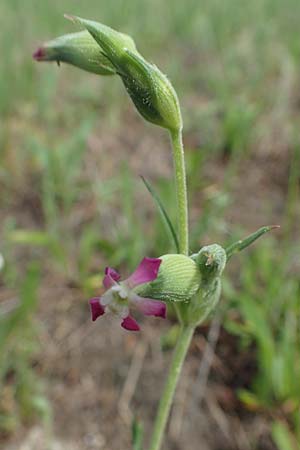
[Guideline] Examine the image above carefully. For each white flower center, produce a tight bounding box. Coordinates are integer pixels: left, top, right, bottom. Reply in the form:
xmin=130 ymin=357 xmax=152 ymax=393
xmin=102 ymin=284 xmax=130 ymax=319
xmin=111 ymin=283 xmax=130 ymax=299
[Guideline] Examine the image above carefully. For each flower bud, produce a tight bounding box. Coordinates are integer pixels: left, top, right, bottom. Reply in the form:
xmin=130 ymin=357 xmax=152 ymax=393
xmin=136 ymin=254 xmax=201 ymax=302
xmin=33 ymin=30 xmax=116 ymax=75
xmin=192 ymin=244 xmax=227 ymax=280
xmin=68 ymin=16 xmax=182 ymax=132
xmin=120 ymin=50 xmax=182 ymax=132
xmin=188 ymin=244 xmax=227 ymax=325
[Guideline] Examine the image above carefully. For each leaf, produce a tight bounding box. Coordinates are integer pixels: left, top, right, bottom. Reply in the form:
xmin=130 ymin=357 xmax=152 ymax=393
xmin=0 ymin=264 xmax=40 ymax=353
xmin=238 ymin=389 xmax=262 ymax=411
xmin=132 ymin=418 xmax=143 ymax=450
xmin=272 ymin=421 xmax=298 ymax=450
xmin=141 ymin=176 xmax=179 ymax=252
xmin=226 ymin=225 xmax=280 ymax=260
xmin=8 ymin=230 xmax=52 ymax=246
xmin=7 ymin=229 xmax=66 ymax=266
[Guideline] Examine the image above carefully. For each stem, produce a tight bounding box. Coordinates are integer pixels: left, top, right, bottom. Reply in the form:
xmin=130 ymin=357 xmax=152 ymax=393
xmin=148 ymin=128 xmax=191 ymax=450
xmin=170 ymin=129 xmax=189 ymax=255
xmin=148 ymin=325 xmax=194 ymax=450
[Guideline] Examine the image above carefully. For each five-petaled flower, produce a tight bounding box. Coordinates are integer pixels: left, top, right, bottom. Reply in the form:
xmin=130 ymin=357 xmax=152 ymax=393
xmin=89 ymin=257 xmax=166 ymax=331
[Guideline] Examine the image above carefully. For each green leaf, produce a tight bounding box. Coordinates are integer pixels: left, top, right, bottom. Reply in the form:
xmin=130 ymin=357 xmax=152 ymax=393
xmin=7 ymin=229 xmax=66 ymax=266
xmin=272 ymin=421 xmax=298 ymax=450
xmin=8 ymin=230 xmax=52 ymax=246
xmin=132 ymin=418 xmax=144 ymax=450
xmin=238 ymin=389 xmax=262 ymax=410
xmin=0 ymin=264 xmax=40 ymax=352
xmin=226 ymin=225 xmax=280 ymax=260
xmin=141 ymin=176 xmax=179 ymax=252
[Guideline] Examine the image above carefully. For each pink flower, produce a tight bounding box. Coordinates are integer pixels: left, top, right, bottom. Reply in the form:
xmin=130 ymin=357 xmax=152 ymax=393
xmin=89 ymin=257 xmax=166 ymax=331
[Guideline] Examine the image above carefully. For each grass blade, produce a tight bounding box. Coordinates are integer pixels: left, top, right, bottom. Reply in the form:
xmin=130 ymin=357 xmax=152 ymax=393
xmin=141 ymin=176 xmax=179 ymax=253
xmin=272 ymin=421 xmax=297 ymax=450
xmin=132 ymin=418 xmax=144 ymax=450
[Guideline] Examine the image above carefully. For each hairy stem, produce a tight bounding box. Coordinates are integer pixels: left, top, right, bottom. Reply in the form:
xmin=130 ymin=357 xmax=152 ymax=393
xmin=170 ymin=129 xmax=189 ymax=255
xmin=148 ymin=128 xmax=191 ymax=450
xmin=148 ymin=325 xmax=194 ymax=450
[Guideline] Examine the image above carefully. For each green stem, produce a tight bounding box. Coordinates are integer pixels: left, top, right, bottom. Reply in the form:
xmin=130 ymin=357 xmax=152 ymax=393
xmin=147 ymin=128 xmax=190 ymax=450
xmin=170 ymin=129 xmax=189 ymax=255
xmin=148 ymin=325 xmax=195 ymax=450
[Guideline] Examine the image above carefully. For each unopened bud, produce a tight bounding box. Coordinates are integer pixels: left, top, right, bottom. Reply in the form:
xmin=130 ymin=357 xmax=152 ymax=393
xmin=33 ymin=30 xmax=116 ymax=75
xmin=188 ymin=244 xmax=226 ymax=325
xmin=69 ymin=16 xmax=182 ymax=132
xmin=192 ymin=244 xmax=227 ymax=280
xmin=120 ymin=49 xmax=182 ymax=132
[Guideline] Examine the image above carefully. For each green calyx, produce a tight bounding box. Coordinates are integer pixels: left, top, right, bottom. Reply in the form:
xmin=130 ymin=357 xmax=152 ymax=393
xmin=68 ymin=15 xmax=182 ymax=132
xmin=35 ymin=31 xmax=116 ymax=75
xmin=187 ymin=276 xmax=222 ymax=326
xmin=120 ymin=50 xmax=182 ymax=132
xmin=137 ymin=254 xmax=201 ymax=303
xmin=187 ymin=244 xmax=227 ymax=326
xmin=191 ymin=244 xmax=227 ymax=281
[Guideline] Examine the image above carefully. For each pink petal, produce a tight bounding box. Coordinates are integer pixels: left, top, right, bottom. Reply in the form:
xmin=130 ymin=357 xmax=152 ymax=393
xmin=33 ymin=47 xmax=46 ymax=61
xmin=89 ymin=297 xmax=105 ymax=321
xmin=103 ymin=267 xmax=121 ymax=289
xmin=132 ymin=296 xmax=167 ymax=318
xmin=121 ymin=315 xmax=140 ymax=331
xmin=126 ymin=257 xmax=161 ymax=288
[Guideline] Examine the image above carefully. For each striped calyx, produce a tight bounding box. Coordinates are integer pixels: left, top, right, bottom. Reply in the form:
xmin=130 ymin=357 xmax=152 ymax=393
xmin=136 ymin=254 xmax=201 ymax=303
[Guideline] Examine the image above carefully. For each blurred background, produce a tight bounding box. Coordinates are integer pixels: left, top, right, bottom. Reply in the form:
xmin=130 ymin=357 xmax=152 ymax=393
xmin=1 ymin=0 xmax=300 ymax=449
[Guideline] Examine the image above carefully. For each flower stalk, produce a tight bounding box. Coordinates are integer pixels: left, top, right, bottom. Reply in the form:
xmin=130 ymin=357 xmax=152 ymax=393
xmin=148 ymin=325 xmax=194 ymax=450
xmin=146 ymin=128 xmax=191 ymax=450
xmin=170 ymin=128 xmax=189 ymax=256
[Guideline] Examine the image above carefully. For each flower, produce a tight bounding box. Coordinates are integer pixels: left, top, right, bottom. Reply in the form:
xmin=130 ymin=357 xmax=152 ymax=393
xmin=89 ymin=257 xmax=166 ymax=331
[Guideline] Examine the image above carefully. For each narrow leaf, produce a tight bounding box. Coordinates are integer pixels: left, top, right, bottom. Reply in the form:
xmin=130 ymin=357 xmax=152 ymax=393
xmin=132 ymin=418 xmax=144 ymax=450
xmin=226 ymin=225 xmax=280 ymax=260
xmin=141 ymin=176 xmax=179 ymax=252
xmin=272 ymin=421 xmax=297 ymax=450
xmin=0 ymin=264 xmax=40 ymax=350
